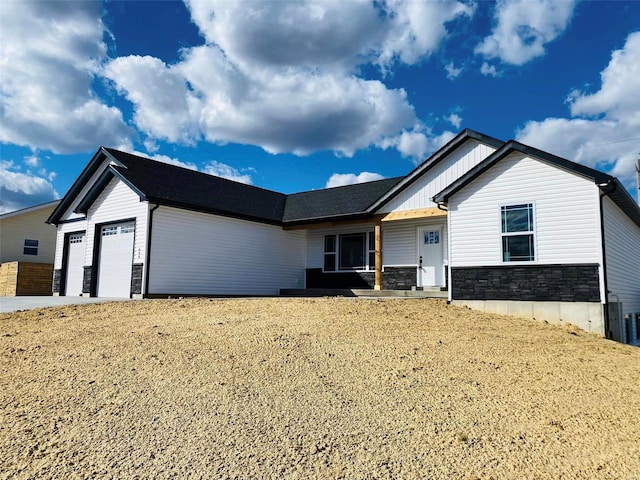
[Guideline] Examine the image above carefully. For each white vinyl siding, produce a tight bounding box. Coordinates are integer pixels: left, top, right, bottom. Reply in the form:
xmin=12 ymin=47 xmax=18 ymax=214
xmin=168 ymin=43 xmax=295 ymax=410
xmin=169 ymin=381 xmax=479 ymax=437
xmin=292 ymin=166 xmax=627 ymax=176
xmin=602 ymin=196 xmax=640 ymax=315
xmin=378 ymin=140 xmax=497 ymax=213
xmin=448 ymin=153 xmax=602 ymax=267
xmin=85 ymin=177 xmax=148 ymax=267
xmin=305 ymin=219 xmax=447 ymax=269
xmin=59 ymin=158 xmax=114 ymax=222
xmin=54 ymin=221 xmax=88 ymax=269
xmin=149 ymin=207 xmax=306 ymax=295
xmin=382 ymin=219 xmax=447 ymax=266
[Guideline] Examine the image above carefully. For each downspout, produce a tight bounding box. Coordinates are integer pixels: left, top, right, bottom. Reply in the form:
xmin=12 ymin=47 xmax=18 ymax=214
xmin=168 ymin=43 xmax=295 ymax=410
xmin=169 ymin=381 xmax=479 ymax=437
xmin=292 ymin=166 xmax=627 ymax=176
xmin=144 ymin=204 xmax=160 ymax=298
xmin=598 ymin=180 xmax=615 ymax=339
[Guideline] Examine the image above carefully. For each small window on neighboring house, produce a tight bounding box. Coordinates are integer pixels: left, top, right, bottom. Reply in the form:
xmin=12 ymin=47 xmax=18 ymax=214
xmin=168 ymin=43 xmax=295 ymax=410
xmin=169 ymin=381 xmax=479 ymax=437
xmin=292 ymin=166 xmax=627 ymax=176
xmin=501 ymin=204 xmax=535 ymax=262
xmin=23 ymin=239 xmax=38 ymax=256
xmin=636 ymin=313 xmax=640 ymax=341
xmin=324 ymin=235 xmax=336 ymax=271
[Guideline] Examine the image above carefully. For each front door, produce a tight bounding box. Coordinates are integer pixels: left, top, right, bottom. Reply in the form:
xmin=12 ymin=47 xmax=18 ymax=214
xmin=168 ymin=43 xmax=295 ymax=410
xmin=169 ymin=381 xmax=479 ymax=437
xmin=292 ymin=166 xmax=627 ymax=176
xmin=418 ymin=226 xmax=443 ymax=287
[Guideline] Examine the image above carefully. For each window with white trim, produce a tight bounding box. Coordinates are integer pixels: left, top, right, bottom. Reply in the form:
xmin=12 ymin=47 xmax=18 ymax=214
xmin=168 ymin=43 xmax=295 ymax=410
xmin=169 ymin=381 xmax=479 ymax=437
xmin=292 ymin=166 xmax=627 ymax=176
xmin=23 ymin=239 xmax=38 ymax=256
xmin=323 ymin=232 xmax=375 ymax=271
xmin=324 ymin=235 xmax=336 ymax=272
xmin=501 ymin=204 xmax=535 ymax=262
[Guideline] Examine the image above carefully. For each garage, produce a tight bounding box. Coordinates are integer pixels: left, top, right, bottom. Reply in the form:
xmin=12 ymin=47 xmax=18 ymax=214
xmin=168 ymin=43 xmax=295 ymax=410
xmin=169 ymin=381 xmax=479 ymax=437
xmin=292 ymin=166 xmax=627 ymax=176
xmin=65 ymin=232 xmax=85 ymax=296
xmin=97 ymin=222 xmax=135 ymax=298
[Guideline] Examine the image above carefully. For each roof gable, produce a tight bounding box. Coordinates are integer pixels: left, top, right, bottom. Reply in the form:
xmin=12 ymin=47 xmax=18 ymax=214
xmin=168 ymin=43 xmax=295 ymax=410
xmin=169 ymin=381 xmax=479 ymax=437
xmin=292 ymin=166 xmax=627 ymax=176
xmin=433 ymin=140 xmax=640 ymax=228
xmin=368 ymin=129 xmax=504 ymax=213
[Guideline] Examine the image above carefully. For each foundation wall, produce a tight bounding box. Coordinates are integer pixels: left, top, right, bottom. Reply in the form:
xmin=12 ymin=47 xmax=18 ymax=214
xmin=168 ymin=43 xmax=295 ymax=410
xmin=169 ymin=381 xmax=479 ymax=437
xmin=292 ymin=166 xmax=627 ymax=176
xmin=453 ymin=300 xmax=605 ymax=335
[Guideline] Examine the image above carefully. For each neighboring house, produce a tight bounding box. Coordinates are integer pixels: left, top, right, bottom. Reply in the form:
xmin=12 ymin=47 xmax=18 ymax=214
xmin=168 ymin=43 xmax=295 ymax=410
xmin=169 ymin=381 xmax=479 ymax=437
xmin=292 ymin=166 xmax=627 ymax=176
xmin=0 ymin=200 xmax=60 ymax=295
xmin=47 ymin=130 xmax=640 ymax=345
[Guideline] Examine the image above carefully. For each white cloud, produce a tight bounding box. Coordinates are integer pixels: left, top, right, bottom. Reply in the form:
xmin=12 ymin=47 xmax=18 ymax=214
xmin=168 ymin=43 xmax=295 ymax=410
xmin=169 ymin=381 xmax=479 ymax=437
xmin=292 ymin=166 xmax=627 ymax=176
xmin=103 ymin=1 xmax=476 ymax=160
xmin=376 ymin=0 xmax=475 ymax=68
xmin=446 ymin=113 xmax=463 ymax=129
xmin=517 ymin=32 xmax=640 ymax=188
xmin=569 ymin=32 xmax=640 ymax=125
xmin=476 ymin=0 xmax=576 ymax=65
xmin=380 ymin=128 xmax=456 ymax=163
xmin=186 ymin=0 xmax=474 ymax=72
xmin=204 ymin=161 xmax=253 ymax=185
xmin=0 ymin=1 xmax=131 ymax=153
xmin=24 ymin=154 xmax=39 ymax=168
xmin=104 ymin=55 xmax=197 ymax=144
xmin=445 ymin=62 xmax=463 ymax=79
xmin=107 ymin=46 xmax=416 ymax=157
xmin=480 ymin=62 xmax=499 ymax=77
xmin=326 ymin=172 xmax=385 ymax=188
xmin=0 ymin=160 xmax=59 ymax=213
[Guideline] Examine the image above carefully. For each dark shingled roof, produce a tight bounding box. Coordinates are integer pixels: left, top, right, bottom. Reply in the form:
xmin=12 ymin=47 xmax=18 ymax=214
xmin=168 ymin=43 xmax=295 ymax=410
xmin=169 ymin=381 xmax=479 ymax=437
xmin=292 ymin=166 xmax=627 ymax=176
xmin=104 ymin=148 xmax=287 ymax=225
xmin=282 ymin=177 xmax=403 ymax=224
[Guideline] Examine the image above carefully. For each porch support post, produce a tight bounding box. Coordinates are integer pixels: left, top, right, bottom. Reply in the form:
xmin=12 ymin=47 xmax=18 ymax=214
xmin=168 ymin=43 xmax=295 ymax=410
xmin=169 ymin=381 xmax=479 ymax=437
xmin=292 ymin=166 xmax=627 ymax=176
xmin=374 ymin=221 xmax=383 ymax=290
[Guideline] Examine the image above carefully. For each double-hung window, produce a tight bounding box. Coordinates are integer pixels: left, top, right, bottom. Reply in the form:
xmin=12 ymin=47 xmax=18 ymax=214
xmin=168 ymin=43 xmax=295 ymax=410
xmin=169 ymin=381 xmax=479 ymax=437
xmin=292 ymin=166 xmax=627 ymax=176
xmin=23 ymin=239 xmax=39 ymax=256
xmin=501 ymin=204 xmax=535 ymax=262
xmin=324 ymin=232 xmax=375 ymax=271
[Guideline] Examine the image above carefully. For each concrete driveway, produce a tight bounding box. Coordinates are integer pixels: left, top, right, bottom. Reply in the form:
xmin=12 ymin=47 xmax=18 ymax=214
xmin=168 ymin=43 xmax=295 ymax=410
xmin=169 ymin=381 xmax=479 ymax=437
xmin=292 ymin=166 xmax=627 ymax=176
xmin=0 ymin=296 xmax=129 ymax=313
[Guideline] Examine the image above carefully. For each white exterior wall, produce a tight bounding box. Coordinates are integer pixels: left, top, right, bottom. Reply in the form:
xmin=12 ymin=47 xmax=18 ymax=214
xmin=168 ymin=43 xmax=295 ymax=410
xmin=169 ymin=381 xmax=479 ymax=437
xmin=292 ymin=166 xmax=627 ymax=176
xmin=0 ymin=205 xmax=58 ymax=263
xmin=149 ymin=206 xmax=306 ymax=295
xmin=448 ymin=153 xmax=602 ymax=267
xmin=60 ymin=158 xmax=114 ymax=221
xmin=378 ymin=140 xmax=497 ymax=213
xmin=85 ymin=177 xmax=148 ymax=267
xmin=602 ymin=196 xmax=640 ymax=316
xmin=54 ymin=221 xmax=88 ymax=269
xmin=382 ymin=219 xmax=447 ymax=266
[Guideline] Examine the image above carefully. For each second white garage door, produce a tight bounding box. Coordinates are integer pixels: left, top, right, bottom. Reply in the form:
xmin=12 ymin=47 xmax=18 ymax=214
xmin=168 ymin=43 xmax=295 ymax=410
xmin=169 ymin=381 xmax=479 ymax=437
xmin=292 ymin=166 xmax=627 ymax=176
xmin=97 ymin=222 xmax=135 ymax=298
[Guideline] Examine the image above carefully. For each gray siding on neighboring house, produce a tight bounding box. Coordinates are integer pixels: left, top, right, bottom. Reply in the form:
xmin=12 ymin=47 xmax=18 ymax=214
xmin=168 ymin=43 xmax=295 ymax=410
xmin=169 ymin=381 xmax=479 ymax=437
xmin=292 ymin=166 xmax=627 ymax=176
xmin=1 ymin=204 xmax=58 ymax=264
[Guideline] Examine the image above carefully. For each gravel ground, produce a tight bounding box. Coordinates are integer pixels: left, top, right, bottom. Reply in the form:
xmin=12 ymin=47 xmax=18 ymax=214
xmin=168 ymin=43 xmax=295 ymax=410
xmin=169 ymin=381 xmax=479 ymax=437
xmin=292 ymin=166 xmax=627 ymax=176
xmin=1 ymin=298 xmax=639 ymax=479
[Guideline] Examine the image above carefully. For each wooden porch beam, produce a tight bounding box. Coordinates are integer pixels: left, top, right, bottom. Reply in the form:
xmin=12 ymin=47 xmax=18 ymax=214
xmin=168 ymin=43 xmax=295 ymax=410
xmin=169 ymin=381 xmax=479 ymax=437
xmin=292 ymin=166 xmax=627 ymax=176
xmin=381 ymin=207 xmax=446 ymax=222
xmin=374 ymin=221 xmax=382 ymax=290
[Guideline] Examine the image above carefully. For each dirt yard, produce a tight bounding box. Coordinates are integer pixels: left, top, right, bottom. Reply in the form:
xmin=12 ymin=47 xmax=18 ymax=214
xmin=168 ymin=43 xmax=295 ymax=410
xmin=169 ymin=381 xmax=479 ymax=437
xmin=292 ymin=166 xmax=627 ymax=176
xmin=1 ymin=298 xmax=639 ymax=479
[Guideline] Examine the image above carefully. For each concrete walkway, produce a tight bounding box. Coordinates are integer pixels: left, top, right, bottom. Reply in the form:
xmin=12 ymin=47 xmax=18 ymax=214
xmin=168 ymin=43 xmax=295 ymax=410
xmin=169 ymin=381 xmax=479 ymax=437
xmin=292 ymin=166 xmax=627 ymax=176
xmin=0 ymin=296 xmax=129 ymax=313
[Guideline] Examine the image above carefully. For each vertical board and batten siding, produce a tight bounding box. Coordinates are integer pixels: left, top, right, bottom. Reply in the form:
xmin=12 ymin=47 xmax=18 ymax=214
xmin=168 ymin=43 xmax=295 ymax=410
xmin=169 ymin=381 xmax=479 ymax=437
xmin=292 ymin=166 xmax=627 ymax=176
xmin=602 ymin=196 xmax=640 ymax=314
xmin=85 ymin=177 xmax=148 ymax=267
xmin=59 ymin=158 xmax=114 ymax=222
xmin=378 ymin=139 xmax=497 ymax=213
xmin=54 ymin=221 xmax=88 ymax=270
xmin=149 ymin=207 xmax=306 ymax=295
xmin=305 ymin=220 xmax=447 ymax=268
xmin=448 ymin=153 xmax=602 ymax=267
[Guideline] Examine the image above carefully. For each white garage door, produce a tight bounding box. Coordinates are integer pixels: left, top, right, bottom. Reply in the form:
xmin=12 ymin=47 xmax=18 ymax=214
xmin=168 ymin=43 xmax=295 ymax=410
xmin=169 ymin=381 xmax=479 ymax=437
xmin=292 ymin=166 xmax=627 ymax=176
xmin=97 ymin=222 xmax=135 ymax=298
xmin=65 ymin=233 xmax=85 ymax=296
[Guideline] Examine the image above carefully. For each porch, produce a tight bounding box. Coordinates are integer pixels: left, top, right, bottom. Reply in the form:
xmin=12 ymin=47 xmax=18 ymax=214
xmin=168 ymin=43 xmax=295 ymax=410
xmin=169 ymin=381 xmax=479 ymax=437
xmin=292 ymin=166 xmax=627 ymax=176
xmin=280 ymin=287 xmax=448 ymax=298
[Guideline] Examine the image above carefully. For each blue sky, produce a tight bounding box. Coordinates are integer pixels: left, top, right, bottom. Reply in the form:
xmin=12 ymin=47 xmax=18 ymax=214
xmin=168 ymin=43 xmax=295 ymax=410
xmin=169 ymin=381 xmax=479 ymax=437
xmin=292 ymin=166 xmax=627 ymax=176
xmin=1 ymin=0 xmax=639 ymax=213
